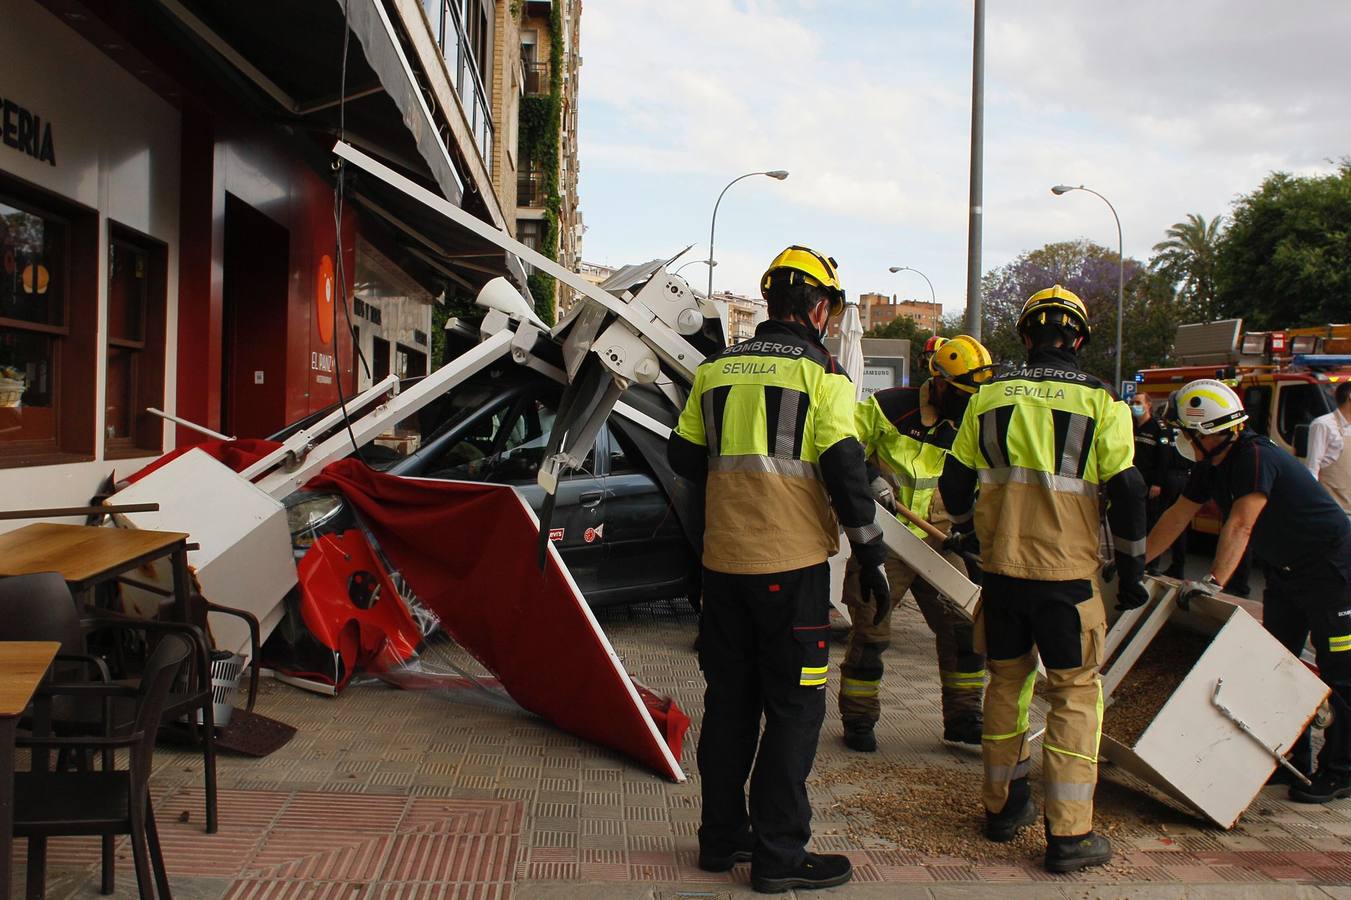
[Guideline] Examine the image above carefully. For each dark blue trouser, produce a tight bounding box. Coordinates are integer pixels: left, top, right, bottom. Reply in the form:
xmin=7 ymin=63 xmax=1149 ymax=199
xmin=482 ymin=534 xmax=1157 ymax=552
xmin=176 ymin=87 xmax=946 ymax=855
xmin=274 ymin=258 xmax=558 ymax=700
xmin=1263 ymin=534 xmax=1351 ymax=777
xmin=697 ymin=562 xmax=830 ymax=872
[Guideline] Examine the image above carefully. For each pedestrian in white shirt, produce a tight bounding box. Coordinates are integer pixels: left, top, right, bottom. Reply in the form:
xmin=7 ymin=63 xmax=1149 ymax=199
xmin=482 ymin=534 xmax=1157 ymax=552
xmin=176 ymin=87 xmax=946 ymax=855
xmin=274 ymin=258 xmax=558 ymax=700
xmin=1307 ymin=381 xmax=1351 ymax=514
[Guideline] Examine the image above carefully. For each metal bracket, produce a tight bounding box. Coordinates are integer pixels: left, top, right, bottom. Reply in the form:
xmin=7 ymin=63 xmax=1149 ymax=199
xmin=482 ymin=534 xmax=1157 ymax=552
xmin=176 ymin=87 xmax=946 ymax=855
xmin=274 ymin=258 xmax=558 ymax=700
xmin=1212 ymin=678 xmax=1312 ymax=787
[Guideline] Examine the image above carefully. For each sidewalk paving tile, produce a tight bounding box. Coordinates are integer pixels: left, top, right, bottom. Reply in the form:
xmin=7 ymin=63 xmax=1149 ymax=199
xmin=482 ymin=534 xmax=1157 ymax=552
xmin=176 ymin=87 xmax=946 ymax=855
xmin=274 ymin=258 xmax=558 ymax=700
xmin=28 ymin=597 xmax=1351 ymax=897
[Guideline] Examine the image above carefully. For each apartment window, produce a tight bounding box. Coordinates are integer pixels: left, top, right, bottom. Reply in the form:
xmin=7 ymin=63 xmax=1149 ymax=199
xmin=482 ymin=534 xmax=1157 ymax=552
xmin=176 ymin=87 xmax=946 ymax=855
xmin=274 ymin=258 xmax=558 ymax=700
xmin=105 ymin=225 xmax=167 ymax=457
xmin=518 ymin=219 xmax=542 ymax=252
xmin=0 ymin=181 xmax=97 ymax=466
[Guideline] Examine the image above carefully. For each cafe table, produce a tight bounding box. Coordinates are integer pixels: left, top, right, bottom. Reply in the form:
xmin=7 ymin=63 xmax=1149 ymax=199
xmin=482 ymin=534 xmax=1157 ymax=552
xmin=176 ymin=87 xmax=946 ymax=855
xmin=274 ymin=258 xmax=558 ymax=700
xmin=0 ymin=523 xmax=193 ymax=621
xmin=0 ymin=641 xmax=59 ymax=900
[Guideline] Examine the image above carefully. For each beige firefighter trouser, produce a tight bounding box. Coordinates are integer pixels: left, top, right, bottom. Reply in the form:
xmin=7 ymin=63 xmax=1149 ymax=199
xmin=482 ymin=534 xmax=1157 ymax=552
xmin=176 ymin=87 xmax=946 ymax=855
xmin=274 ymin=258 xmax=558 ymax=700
xmin=977 ymin=584 xmax=1106 ymax=838
xmin=839 ymin=549 xmax=985 ymax=728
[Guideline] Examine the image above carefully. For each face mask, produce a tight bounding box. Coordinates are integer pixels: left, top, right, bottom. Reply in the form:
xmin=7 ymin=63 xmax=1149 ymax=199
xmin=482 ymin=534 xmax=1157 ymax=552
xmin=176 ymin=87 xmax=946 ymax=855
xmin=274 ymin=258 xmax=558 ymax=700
xmin=1177 ymin=430 xmax=1233 ymax=464
xmin=1130 ymin=404 xmax=1146 ymax=420
xmin=1176 ymin=432 xmax=1199 ymax=463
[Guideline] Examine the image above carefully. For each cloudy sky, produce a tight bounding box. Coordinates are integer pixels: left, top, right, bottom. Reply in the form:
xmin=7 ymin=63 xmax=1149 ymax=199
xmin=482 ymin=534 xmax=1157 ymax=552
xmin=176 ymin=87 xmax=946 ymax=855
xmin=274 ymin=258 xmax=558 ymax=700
xmin=575 ymin=0 xmax=1351 ymax=316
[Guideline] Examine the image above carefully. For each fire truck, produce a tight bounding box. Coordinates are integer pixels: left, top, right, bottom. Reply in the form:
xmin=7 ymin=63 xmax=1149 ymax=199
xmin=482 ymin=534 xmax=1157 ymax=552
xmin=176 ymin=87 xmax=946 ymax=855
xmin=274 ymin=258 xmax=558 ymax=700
xmin=1134 ymin=320 xmax=1351 ymax=534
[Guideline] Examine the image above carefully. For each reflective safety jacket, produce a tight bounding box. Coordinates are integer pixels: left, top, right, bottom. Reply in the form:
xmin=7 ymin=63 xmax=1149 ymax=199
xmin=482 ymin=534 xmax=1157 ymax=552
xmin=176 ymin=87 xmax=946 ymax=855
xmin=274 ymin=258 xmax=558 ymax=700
xmin=667 ymin=319 xmax=881 ymax=575
xmin=857 ymin=384 xmax=953 ymax=539
xmin=941 ymin=347 xmax=1143 ymax=581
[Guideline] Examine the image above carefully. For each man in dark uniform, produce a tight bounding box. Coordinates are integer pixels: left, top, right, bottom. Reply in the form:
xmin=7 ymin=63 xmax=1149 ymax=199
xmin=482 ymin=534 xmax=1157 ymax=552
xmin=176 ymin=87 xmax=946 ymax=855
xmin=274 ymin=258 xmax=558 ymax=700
xmin=668 ymin=246 xmax=886 ymax=893
xmin=1131 ymin=392 xmax=1191 ymax=577
xmin=1147 ymin=378 xmax=1351 ymax=802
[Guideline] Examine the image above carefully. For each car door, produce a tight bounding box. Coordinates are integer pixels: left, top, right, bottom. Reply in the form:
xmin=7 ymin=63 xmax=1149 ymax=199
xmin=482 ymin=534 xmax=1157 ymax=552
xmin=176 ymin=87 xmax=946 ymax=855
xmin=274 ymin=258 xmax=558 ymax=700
xmin=487 ymin=389 xmax=607 ymax=596
xmin=595 ymin=420 xmax=696 ymax=604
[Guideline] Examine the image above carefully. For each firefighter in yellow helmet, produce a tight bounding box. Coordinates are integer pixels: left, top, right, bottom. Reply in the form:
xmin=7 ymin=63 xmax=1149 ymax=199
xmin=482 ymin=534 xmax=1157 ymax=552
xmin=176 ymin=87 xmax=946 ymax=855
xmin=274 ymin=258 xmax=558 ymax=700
xmin=839 ymin=335 xmax=993 ymax=751
xmin=939 ymin=285 xmax=1147 ymax=873
xmin=668 ymin=245 xmax=885 ymax=893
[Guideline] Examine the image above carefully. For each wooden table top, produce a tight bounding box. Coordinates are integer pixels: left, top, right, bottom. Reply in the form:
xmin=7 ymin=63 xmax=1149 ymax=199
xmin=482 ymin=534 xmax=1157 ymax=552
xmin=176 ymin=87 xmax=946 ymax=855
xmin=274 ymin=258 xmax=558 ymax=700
xmin=0 ymin=641 xmax=58 ymax=718
xmin=0 ymin=523 xmax=189 ymax=584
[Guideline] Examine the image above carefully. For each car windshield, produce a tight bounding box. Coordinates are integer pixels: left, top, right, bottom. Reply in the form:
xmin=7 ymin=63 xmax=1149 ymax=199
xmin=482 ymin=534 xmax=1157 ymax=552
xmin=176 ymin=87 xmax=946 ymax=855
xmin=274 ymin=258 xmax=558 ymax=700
xmin=361 ymin=383 xmax=503 ymax=469
xmin=423 ymin=391 xmax=595 ymax=483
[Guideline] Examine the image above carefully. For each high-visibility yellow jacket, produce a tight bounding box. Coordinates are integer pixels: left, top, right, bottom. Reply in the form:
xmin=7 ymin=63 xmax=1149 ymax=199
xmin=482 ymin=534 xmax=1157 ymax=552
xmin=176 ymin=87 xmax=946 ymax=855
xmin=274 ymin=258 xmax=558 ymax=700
xmin=667 ymin=319 xmax=881 ymax=575
xmin=856 ymin=384 xmax=953 ymax=539
xmin=942 ymin=347 xmax=1142 ymax=581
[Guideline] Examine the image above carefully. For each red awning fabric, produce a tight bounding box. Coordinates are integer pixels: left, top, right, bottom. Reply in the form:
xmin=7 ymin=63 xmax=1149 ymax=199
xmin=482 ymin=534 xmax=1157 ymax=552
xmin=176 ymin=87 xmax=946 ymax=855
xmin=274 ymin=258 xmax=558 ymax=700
xmin=306 ymin=459 xmax=687 ymax=781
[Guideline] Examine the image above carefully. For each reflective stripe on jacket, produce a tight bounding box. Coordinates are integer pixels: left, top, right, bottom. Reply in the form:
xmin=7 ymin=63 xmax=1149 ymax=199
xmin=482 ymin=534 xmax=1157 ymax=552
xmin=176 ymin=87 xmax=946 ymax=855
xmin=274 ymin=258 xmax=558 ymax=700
xmin=674 ymin=319 xmax=869 ymax=575
xmin=950 ymin=355 xmax=1133 ymax=580
xmin=857 ymin=385 xmax=953 ymax=539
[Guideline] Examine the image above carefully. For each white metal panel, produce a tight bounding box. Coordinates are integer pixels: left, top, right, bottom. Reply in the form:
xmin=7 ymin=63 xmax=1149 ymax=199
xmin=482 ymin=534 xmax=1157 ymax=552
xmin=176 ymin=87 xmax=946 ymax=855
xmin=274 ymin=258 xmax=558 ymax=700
xmin=1101 ymin=596 xmax=1329 ymax=828
xmin=874 ymin=501 xmax=980 ymax=616
xmin=112 ymin=449 xmax=298 ymax=657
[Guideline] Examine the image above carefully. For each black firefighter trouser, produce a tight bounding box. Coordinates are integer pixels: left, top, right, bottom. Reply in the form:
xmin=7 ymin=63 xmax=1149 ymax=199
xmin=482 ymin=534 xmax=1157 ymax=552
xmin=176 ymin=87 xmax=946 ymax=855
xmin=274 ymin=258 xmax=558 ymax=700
xmin=977 ymin=573 xmax=1106 ymax=839
xmin=697 ymin=562 xmax=831 ymax=872
xmin=1261 ymin=533 xmax=1351 ymax=778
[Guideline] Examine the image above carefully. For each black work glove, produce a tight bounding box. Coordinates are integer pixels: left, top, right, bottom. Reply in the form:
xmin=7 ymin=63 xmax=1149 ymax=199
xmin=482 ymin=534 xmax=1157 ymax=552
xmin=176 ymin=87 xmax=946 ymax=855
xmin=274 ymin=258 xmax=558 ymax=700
xmin=852 ymin=540 xmax=892 ymax=626
xmin=1113 ymin=548 xmax=1148 ymax=611
xmin=942 ymin=528 xmax=978 ymax=556
xmin=1115 ymin=578 xmax=1148 ymax=611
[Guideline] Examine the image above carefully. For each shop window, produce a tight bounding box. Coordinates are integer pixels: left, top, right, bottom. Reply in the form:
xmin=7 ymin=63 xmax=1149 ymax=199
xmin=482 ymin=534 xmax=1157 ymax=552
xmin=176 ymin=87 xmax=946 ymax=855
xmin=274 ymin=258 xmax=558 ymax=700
xmin=105 ymin=225 xmax=167 ymax=457
xmin=0 ymin=181 xmax=96 ymax=467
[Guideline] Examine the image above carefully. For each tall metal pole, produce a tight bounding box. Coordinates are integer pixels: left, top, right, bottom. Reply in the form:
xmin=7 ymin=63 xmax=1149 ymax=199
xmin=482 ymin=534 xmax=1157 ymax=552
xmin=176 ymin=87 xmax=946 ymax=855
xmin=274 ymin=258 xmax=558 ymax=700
xmin=707 ymin=170 xmax=788 ymax=300
xmin=964 ymin=0 xmax=985 ymax=338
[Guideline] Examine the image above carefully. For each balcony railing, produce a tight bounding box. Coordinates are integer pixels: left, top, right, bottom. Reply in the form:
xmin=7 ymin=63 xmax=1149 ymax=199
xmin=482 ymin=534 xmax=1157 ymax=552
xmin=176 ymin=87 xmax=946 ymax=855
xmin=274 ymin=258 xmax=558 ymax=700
xmin=425 ymin=1 xmax=494 ymax=167
xmin=517 ymin=170 xmax=545 ymax=208
xmin=524 ymin=61 xmax=551 ymax=97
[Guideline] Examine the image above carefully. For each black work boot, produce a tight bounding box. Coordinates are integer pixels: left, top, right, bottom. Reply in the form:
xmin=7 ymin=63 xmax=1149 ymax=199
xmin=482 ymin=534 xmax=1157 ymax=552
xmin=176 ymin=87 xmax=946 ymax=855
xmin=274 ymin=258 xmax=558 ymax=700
xmin=843 ymin=721 xmax=877 ymax=753
xmin=751 ymin=852 xmax=853 ymax=894
xmin=942 ymin=715 xmax=982 ymax=746
xmin=698 ymin=828 xmax=755 ymax=872
xmin=984 ymin=776 xmax=1034 ymax=842
xmin=984 ymin=797 xmax=1036 ymax=842
xmin=1289 ymin=769 xmax=1351 ymax=804
xmin=1044 ymin=832 xmax=1113 ymax=873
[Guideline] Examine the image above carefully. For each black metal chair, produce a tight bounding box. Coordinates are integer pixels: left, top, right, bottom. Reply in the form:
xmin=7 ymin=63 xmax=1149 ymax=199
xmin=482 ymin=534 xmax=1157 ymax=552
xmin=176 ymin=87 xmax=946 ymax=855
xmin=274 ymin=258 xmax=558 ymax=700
xmin=0 ymin=572 xmax=256 ymax=850
xmin=16 ymin=633 xmax=191 ymax=900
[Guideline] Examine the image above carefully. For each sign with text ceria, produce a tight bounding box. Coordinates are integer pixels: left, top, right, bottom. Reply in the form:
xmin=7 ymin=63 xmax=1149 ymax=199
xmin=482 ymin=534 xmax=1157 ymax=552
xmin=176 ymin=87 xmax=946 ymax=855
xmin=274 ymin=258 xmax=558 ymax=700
xmin=0 ymin=95 xmax=56 ymax=166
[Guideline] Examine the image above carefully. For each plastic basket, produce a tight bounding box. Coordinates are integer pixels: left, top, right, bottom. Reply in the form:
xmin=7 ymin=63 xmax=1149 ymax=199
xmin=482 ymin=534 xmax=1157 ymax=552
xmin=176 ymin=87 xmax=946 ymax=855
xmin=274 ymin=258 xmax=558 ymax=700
xmin=197 ymin=650 xmax=246 ymax=728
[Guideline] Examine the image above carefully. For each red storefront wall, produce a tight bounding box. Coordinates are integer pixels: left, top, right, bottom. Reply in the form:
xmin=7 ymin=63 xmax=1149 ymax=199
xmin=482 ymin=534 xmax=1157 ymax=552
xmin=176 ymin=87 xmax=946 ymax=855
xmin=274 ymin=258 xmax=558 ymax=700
xmin=176 ymin=104 xmax=361 ymax=446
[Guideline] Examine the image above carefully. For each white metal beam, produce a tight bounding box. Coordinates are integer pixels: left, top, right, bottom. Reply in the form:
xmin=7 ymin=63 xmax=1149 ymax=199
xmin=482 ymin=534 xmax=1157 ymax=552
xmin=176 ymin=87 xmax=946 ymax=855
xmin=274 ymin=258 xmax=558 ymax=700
xmin=332 ymin=141 xmax=708 ymax=382
xmin=254 ymin=330 xmax=514 ymax=498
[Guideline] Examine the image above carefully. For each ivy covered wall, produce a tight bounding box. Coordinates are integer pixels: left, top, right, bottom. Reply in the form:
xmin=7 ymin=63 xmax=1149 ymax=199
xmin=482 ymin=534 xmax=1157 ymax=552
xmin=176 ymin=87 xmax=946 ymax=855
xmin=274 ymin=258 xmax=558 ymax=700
xmin=518 ymin=0 xmax=564 ymax=324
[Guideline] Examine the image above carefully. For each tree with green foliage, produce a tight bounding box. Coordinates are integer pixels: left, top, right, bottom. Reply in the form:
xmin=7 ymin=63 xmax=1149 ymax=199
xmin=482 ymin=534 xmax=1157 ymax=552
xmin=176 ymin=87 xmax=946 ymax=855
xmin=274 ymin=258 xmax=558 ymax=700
xmin=1214 ymin=160 xmax=1351 ymax=329
xmin=1151 ymin=212 xmax=1224 ymax=321
xmin=980 ymin=240 xmax=1183 ymax=384
xmin=865 ymin=312 xmax=962 ymax=382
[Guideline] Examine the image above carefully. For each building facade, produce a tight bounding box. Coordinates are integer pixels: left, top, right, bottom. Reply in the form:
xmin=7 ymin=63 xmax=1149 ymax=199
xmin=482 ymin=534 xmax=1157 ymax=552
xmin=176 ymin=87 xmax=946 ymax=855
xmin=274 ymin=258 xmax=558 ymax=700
xmin=711 ymin=292 xmax=768 ymax=343
xmin=516 ymin=0 xmax=584 ymax=320
xmin=0 ymin=0 xmax=544 ymax=529
xmin=828 ymin=292 xmax=943 ymax=337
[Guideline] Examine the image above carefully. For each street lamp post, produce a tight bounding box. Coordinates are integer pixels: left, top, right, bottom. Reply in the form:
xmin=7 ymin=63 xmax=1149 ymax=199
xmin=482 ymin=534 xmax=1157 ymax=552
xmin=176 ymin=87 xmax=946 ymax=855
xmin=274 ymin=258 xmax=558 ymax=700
xmin=707 ymin=170 xmax=789 ymax=299
xmin=675 ymin=259 xmax=716 ymax=277
xmin=888 ymin=265 xmax=938 ymax=307
xmin=1052 ymin=183 xmax=1125 ymax=390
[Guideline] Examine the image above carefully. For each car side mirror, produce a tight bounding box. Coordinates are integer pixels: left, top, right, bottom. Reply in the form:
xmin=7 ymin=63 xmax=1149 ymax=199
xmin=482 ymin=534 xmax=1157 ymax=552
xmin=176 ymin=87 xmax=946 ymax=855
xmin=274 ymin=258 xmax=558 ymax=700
xmin=1294 ymin=423 xmax=1310 ymax=458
